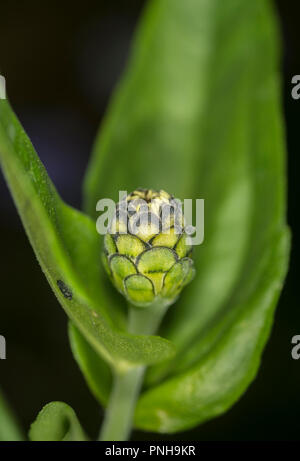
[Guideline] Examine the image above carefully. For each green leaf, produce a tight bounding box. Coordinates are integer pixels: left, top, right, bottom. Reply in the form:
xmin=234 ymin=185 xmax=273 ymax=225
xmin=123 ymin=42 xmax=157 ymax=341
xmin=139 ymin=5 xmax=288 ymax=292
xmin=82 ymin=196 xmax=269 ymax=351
xmin=83 ymin=0 xmax=289 ymax=432
xmin=68 ymin=322 xmax=111 ymax=406
xmin=0 ymin=390 xmax=24 ymax=441
xmin=29 ymin=402 xmax=87 ymax=441
xmin=135 ymin=230 xmax=290 ymax=432
xmin=0 ymin=99 xmax=175 ymax=370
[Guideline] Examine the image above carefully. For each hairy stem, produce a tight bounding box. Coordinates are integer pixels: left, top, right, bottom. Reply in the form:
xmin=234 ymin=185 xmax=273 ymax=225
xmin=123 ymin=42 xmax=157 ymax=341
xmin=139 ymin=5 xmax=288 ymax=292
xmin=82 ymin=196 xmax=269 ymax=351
xmin=99 ymin=365 xmax=145 ymax=441
xmin=99 ymin=300 xmax=169 ymax=441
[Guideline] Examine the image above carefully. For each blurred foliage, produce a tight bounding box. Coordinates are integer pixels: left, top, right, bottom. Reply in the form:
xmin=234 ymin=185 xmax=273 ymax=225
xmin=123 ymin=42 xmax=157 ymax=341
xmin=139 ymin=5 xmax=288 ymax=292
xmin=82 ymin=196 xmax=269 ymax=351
xmin=29 ymin=401 xmax=87 ymax=441
xmin=0 ymin=391 xmax=23 ymax=441
xmin=0 ymin=0 xmax=289 ymax=438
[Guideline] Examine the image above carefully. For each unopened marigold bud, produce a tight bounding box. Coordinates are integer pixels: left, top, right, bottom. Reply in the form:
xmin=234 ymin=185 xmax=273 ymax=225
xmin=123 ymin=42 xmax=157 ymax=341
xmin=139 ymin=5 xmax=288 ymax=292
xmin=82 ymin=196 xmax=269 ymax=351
xmin=102 ymin=188 xmax=195 ymax=308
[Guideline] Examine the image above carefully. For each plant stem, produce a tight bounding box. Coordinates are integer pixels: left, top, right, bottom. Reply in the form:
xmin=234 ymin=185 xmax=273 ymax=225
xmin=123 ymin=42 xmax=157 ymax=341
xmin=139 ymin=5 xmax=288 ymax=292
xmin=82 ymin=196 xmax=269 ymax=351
xmin=99 ymin=300 xmax=169 ymax=441
xmin=99 ymin=365 xmax=145 ymax=441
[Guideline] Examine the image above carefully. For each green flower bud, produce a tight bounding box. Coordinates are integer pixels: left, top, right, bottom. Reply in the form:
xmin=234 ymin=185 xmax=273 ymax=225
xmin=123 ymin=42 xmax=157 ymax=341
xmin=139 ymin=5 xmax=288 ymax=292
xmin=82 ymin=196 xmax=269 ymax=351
xmin=102 ymin=189 xmax=195 ymax=308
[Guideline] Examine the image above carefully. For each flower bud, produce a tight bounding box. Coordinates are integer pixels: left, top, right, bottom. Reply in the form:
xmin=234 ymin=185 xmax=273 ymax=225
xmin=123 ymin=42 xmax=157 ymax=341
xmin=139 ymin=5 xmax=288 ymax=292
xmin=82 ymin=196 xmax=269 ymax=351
xmin=102 ymin=189 xmax=195 ymax=308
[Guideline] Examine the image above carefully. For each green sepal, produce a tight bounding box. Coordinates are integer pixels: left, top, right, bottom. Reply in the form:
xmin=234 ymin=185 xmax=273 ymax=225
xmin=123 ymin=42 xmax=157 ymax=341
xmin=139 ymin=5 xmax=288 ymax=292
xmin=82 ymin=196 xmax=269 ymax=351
xmin=162 ymin=258 xmax=195 ymax=300
xmin=174 ymin=234 xmax=192 ymax=259
xmin=101 ymin=253 xmax=113 ymax=280
xmin=104 ymin=233 xmax=117 ymax=255
xmin=124 ymin=274 xmax=155 ymax=306
xmin=137 ymin=247 xmax=177 ymax=293
xmin=150 ymin=227 xmax=180 ymax=248
xmin=109 ymin=254 xmax=137 ymax=293
xmin=115 ymin=234 xmax=147 ymax=261
xmin=137 ymin=247 xmax=177 ymax=273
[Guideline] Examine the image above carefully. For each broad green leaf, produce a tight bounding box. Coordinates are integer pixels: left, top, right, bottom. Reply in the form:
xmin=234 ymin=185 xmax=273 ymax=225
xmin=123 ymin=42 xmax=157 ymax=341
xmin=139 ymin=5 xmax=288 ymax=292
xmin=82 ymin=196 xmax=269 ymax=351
xmin=83 ymin=0 xmax=289 ymax=432
xmin=0 ymin=99 xmax=175 ymax=369
xmin=144 ymin=0 xmax=288 ymax=383
xmin=135 ymin=230 xmax=289 ymax=431
xmin=29 ymin=402 xmax=87 ymax=441
xmin=0 ymin=390 xmax=24 ymax=441
xmin=68 ymin=322 xmax=111 ymax=405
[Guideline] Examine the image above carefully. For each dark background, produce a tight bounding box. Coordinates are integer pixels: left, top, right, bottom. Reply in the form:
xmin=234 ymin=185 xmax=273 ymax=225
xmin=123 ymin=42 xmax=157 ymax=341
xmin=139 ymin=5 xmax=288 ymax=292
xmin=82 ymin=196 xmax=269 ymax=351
xmin=0 ymin=0 xmax=299 ymax=441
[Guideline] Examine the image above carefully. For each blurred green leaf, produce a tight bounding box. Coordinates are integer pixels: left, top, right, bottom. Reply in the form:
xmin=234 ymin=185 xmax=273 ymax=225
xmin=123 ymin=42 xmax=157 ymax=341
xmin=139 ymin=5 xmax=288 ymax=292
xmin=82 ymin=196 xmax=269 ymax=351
xmin=29 ymin=402 xmax=87 ymax=441
xmin=0 ymin=390 xmax=24 ymax=441
xmin=83 ymin=0 xmax=289 ymax=432
xmin=68 ymin=322 xmax=111 ymax=406
xmin=0 ymin=100 xmax=175 ymax=369
xmin=135 ymin=230 xmax=289 ymax=431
